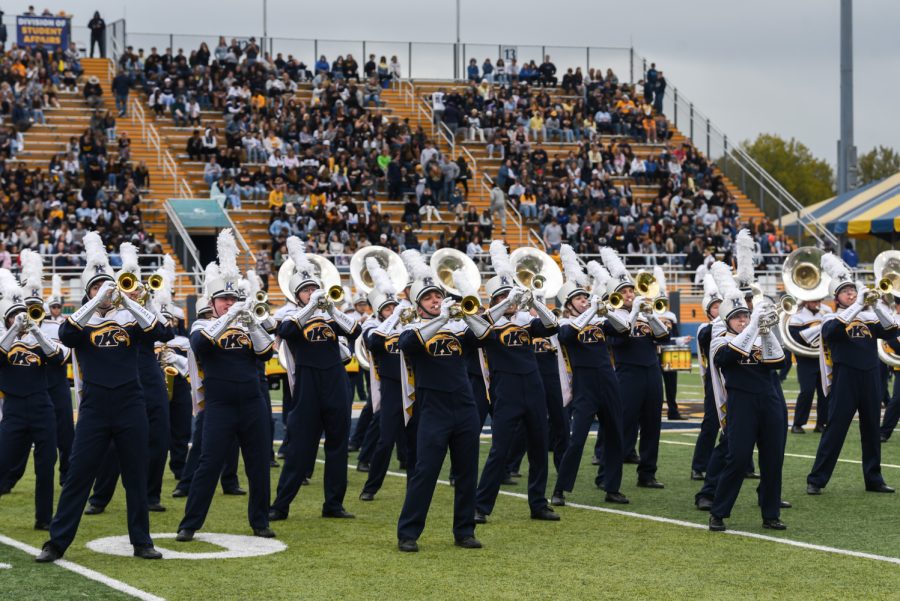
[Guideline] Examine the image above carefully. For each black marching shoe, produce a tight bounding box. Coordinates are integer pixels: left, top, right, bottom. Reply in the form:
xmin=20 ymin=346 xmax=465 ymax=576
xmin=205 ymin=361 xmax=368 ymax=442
xmin=790 ymin=425 xmax=805 ymax=434
xmin=763 ymin=518 xmax=787 ymax=530
xmin=744 ymin=471 xmax=761 ymax=480
xmin=359 ymin=491 xmax=375 ymax=502
xmin=624 ymin=453 xmax=640 ymax=464
xmin=147 ymin=503 xmax=166 ymax=512
xmin=175 ymin=529 xmax=195 ymax=542
xmin=223 ymin=487 xmax=247 ymax=496
xmin=806 ymin=483 xmax=823 ymax=495
xmin=34 ymin=521 xmax=50 ymax=531
xmin=866 ymin=483 xmax=896 ymax=493
xmin=550 ymin=491 xmax=566 ymax=507
xmin=695 ymin=496 xmax=713 ymax=511
xmin=398 ymin=539 xmax=419 ymax=553
xmin=356 ymin=462 xmax=370 ymax=473
xmin=605 ymin=492 xmax=629 ymax=505
xmin=301 ymin=478 xmax=310 ymax=486
xmin=637 ymin=478 xmax=665 ymax=489
xmin=881 ymin=434 xmax=889 ymax=443
xmin=690 ymin=469 xmax=705 ymax=481
xmin=531 ymin=506 xmax=560 ymax=521
xmin=500 ymin=474 xmax=517 ymax=485
xmin=509 ymin=471 xmax=522 ymax=478
xmin=269 ymin=459 xmax=280 ymax=468
xmin=454 ymin=536 xmax=483 ymax=549
xmin=474 ymin=511 xmax=487 ymax=524
xmin=133 ymin=545 xmax=163 ymax=559
xmin=268 ymin=509 xmax=288 ymax=521
xmin=84 ymin=504 xmax=105 ymax=515
xmin=590 ymin=455 xmax=601 ymax=466
xmin=813 ymin=425 xmax=825 ymax=433
xmin=708 ymin=515 xmax=726 ymax=532
xmin=171 ymin=488 xmax=188 ymax=498
xmin=35 ymin=543 xmax=62 ymax=563
xmin=780 ymin=499 xmax=793 ymax=509
xmin=348 ymin=443 xmax=360 ymax=453
xmin=668 ymin=413 xmax=688 ymax=421
xmin=253 ymin=527 xmax=276 ymax=538
xmin=322 ymin=507 xmax=355 ymax=519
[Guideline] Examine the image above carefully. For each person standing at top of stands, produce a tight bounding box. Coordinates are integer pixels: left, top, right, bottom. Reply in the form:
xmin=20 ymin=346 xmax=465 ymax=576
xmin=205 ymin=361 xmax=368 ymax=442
xmin=88 ymin=12 xmax=106 ymax=59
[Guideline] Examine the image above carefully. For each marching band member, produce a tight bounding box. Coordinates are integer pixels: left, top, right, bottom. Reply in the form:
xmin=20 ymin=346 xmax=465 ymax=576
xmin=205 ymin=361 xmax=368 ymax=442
xmin=807 ymin=254 xmax=897 ymax=495
xmin=601 ymin=247 xmax=669 ymax=489
xmin=879 ymin=297 xmax=900 ymax=442
xmin=653 ymin=266 xmax=691 ymax=421
xmin=788 ymin=298 xmax=831 ymax=433
xmin=551 ymin=246 xmax=630 ymax=506
xmin=396 ymin=262 xmax=492 ymax=552
xmin=37 ymin=232 xmax=164 ymax=562
xmin=176 ymin=229 xmax=275 ymax=541
xmin=707 ymin=263 xmax=787 ymax=532
xmin=172 ymin=269 xmax=243 ymax=498
xmin=358 ymin=258 xmax=417 ymax=501
xmin=85 ymin=243 xmax=174 ymax=515
xmin=244 ymin=270 xmax=278 ymax=468
xmin=269 ymin=237 xmax=359 ymax=521
xmin=690 ymin=274 xmax=722 ymax=481
xmin=474 ymin=241 xmax=559 ymax=524
xmin=0 ymin=253 xmax=63 ymax=530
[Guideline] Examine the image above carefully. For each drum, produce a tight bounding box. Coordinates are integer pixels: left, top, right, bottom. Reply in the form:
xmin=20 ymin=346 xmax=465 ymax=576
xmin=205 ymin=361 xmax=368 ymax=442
xmin=660 ymin=345 xmax=692 ymax=372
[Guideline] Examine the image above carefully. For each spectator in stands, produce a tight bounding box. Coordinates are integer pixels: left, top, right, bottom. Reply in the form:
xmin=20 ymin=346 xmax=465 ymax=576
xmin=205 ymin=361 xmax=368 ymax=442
xmin=88 ymin=11 xmax=106 ymax=58
xmin=83 ymin=76 xmax=103 ymax=109
xmin=539 ymin=56 xmax=557 ymax=87
xmin=112 ymin=68 xmax=130 ymax=117
xmin=490 ymin=184 xmax=507 ymax=235
xmin=203 ymin=156 xmax=223 ymax=186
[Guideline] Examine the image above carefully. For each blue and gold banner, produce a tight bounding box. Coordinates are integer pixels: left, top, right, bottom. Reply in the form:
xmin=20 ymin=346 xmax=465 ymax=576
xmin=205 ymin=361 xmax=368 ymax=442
xmin=16 ymin=15 xmax=71 ymax=50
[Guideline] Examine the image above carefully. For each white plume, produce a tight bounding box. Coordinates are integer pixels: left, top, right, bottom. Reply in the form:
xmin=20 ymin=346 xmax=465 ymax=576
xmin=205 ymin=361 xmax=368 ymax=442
xmin=401 ymin=249 xmax=433 ymax=281
xmin=83 ymin=232 xmax=111 ymax=278
xmin=560 ymin=244 xmax=588 ymax=287
xmin=0 ymin=276 xmax=22 ymax=306
xmin=286 ymin=235 xmax=316 ymax=277
xmin=153 ymin=266 xmax=172 ymax=309
xmin=0 ymin=268 xmax=16 ymax=296
xmin=118 ymin=242 xmax=140 ymax=277
xmin=452 ymin=270 xmax=479 ymax=298
xmin=735 ymin=229 xmax=755 ymax=285
xmin=821 ymin=253 xmax=850 ymax=280
xmin=162 ymin=255 xmax=176 ymax=292
xmin=711 ymin=261 xmax=742 ymax=306
xmin=586 ymin=260 xmax=611 ymax=293
xmin=600 ymin=246 xmax=628 ymax=280
xmin=245 ymin=269 xmax=261 ymax=298
xmin=489 ymin=240 xmax=513 ymax=279
xmin=19 ymin=249 xmax=44 ymax=296
xmin=51 ymin=274 xmax=63 ymax=302
xmin=203 ymin=261 xmax=220 ymax=298
xmin=702 ymin=273 xmax=719 ymax=298
xmin=653 ymin=265 xmax=668 ymax=297
xmin=217 ymin=228 xmax=240 ymax=282
xmin=366 ymin=256 xmax=397 ymax=297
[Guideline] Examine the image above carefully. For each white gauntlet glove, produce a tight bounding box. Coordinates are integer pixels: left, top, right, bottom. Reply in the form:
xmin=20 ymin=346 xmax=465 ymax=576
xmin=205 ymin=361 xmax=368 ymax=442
xmin=328 ymin=305 xmax=359 ymax=335
xmin=70 ymin=281 xmax=114 ymax=326
xmin=29 ymin=321 xmax=60 ymax=356
xmin=120 ymin=294 xmax=159 ymax=330
xmin=204 ymin=302 xmax=244 ymax=339
xmin=414 ymin=299 xmax=452 ymax=341
xmin=760 ymin=329 xmax=784 ymax=362
xmin=338 ymin=337 xmax=353 ymax=362
xmin=647 ymin=313 xmax=669 ymax=337
xmin=0 ymin=314 xmax=23 ymax=353
xmin=247 ymin=320 xmax=274 ymax=352
xmin=463 ymin=312 xmax=491 ymax=339
xmin=836 ymin=288 xmax=866 ymax=323
xmin=730 ymin=307 xmax=760 ymax=355
xmin=531 ymin=296 xmax=557 ymax=329
xmin=628 ymin=296 xmax=645 ymax=328
xmin=374 ymin=309 xmax=402 ymax=337
xmin=571 ymin=297 xmax=598 ymax=331
xmin=292 ymin=291 xmax=323 ymax=326
xmin=873 ymin=300 xmax=897 ymax=329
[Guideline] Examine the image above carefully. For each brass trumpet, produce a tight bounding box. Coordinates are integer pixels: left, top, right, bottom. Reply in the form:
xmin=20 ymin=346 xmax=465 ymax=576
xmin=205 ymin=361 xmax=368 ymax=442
xmin=635 ymin=271 xmax=660 ymax=298
xmin=449 ymin=295 xmax=481 ymax=319
xmin=315 ymin=285 xmax=345 ymax=310
xmin=147 ymin=273 xmax=164 ymax=292
xmin=117 ymin=271 xmax=139 ymax=294
xmin=399 ymin=306 xmax=418 ymax=325
xmin=26 ymin=303 xmax=45 ymax=323
xmin=156 ymin=345 xmax=179 ymax=377
xmin=255 ymin=290 xmax=268 ymax=303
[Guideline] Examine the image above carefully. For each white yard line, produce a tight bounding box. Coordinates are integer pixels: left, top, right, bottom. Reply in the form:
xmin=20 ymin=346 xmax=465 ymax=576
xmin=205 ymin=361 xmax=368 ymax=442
xmin=330 ymin=459 xmax=900 ymax=566
xmin=658 ymin=439 xmax=900 ymax=469
xmin=0 ymin=534 xmax=166 ymax=601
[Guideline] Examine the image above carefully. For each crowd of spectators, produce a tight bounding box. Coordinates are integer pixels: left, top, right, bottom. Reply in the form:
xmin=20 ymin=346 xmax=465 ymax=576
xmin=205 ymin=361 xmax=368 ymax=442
xmin=0 ymin=41 xmax=162 ymax=281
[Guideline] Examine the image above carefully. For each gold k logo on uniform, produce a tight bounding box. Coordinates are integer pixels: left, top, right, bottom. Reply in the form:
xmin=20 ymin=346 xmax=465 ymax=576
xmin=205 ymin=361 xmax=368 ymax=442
xmin=385 ymin=335 xmax=401 ymax=354
xmin=577 ymin=325 xmax=606 ymax=344
xmin=426 ymin=333 xmax=462 ymax=356
xmin=8 ymin=348 xmax=41 ymax=366
xmin=500 ymin=328 xmax=530 ymax=347
xmin=91 ymin=325 xmax=131 ymax=348
xmin=217 ymin=329 xmax=251 ymax=349
xmin=303 ymin=322 xmax=336 ymax=342
xmin=846 ymin=321 xmax=873 ymax=339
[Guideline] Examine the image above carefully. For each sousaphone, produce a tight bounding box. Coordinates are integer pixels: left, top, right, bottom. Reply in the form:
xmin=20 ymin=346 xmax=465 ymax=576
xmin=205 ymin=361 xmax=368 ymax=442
xmin=778 ymin=246 xmax=831 ymax=359
xmin=278 ymin=252 xmax=343 ymax=302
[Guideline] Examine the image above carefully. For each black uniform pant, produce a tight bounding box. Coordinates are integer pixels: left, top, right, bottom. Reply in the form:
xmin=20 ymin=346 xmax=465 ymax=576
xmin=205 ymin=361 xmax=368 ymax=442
xmin=662 ymin=370 xmax=680 ymax=417
xmin=48 ymin=382 xmax=151 ymax=553
xmin=691 ymin=380 xmax=719 ymax=473
xmin=278 ymin=374 xmax=294 ymax=454
xmin=362 ymin=379 xmax=419 ymax=495
xmin=89 ymin=380 xmax=170 ymax=506
xmin=880 ymin=372 xmax=900 ymax=439
xmin=618 ymin=363 xmax=663 ymax=482
xmin=793 ymin=358 xmax=827 ymax=428
xmin=179 ymin=379 xmax=270 ymax=531
xmin=397 ymin=387 xmax=479 ymax=542
xmin=808 ymin=365 xmax=885 ymax=489
xmin=257 ymin=368 xmax=275 ymax=461
xmin=176 ymin=409 xmax=240 ymax=493
xmin=273 ymin=364 xmax=351 ymax=515
xmin=1 ymin=378 xmax=72 ymax=491
xmin=507 ymin=370 xmax=568 ymax=473
xmin=169 ymin=376 xmax=193 ymax=480
xmin=350 ymin=397 xmax=373 ymax=449
xmin=476 ymin=372 xmax=549 ymax=515
xmin=555 ymin=367 xmax=624 ymax=494
xmin=711 ymin=388 xmax=785 ymax=521
xmin=0 ymin=393 xmax=57 ymax=524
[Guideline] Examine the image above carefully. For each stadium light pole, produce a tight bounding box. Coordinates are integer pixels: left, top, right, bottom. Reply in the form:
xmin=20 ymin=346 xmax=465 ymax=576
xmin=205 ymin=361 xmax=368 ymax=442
xmin=837 ymin=0 xmax=857 ymax=194
xmin=455 ymin=0 xmax=461 ymax=80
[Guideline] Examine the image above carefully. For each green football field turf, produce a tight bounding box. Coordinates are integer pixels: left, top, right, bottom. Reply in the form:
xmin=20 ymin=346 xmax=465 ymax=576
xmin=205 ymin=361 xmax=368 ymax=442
xmin=2 ymin=369 xmax=899 ymax=600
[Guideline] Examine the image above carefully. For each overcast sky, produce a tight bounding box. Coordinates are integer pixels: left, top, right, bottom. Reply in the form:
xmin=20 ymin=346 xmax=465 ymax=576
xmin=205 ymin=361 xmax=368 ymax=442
xmin=7 ymin=0 xmax=897 ymax=170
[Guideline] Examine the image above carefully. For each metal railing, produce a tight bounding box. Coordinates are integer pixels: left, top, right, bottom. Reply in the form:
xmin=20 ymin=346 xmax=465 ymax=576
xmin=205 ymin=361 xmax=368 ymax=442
xmin=129 ymin=97 xmax=193 ymax=197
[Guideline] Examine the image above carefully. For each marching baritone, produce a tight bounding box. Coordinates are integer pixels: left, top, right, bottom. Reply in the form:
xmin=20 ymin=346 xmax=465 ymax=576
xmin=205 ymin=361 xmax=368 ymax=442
xmin=176 ymin=229 xmax=275 ymax=542
xmin=707 ymin=263 xmax=788 ymax=532
xmin=37 ymin=232 xmax=164 ymax=562
xmin=807 ymin=254 xmax=897 ymax=495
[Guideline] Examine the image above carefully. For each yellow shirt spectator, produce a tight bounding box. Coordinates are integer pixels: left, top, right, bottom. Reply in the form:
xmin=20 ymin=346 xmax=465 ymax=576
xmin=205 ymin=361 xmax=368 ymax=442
xmin=268 ymin=189 xmax=284 ymax=209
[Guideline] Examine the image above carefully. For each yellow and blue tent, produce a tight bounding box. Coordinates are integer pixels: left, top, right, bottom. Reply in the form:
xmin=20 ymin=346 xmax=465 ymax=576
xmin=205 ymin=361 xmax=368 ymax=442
xmin=782 ymin=173 xmax=900 ymax=237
